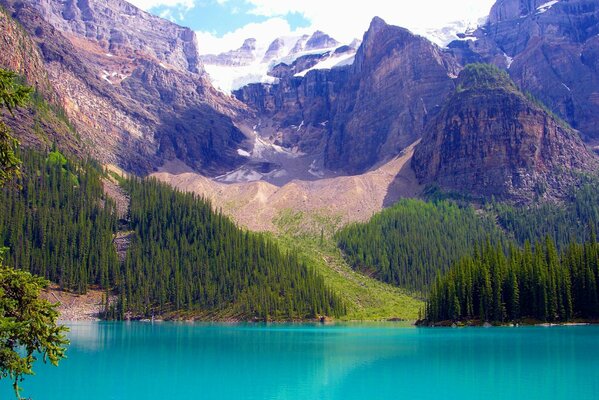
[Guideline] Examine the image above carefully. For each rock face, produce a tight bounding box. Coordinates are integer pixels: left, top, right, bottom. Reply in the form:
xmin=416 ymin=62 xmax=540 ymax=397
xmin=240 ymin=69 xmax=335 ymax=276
xmin=0 ymin=0 xmax=250 ymax=175
xmin=0 ymin=7 xmax=81 ymax=155
xmin=450 ymin=0 xmax=599 ymax=142
xmin=235 ymin=17 xmax=460 ymax=175
xmin=412 ymin=64 xmax=599 ymax=203
xmin=30 ymin=0 xmax=202 ymax=73
xmin=325 ymin=18 xmax=459 ymax=173
xmin=201 ymin=38 xmax=258 ymax=66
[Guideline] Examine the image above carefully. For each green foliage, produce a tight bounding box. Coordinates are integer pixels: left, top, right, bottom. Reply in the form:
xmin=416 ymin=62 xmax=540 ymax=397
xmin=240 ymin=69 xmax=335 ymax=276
xmin=0 ymin=248 xmax=69 ymax=399
xmin=426 ymin=235 xmax=599 ymax=323
xmin=0 ymin=69 xmax=32 ymax=115
xmin=336 ymin=199 xmax=506 ymax=293
xmin=456 ymin=63 xmax=516 ymax=92
xmin=0 ymin=150 xmax=119 ymax=294
xmin=272 ymin=232 xmax=423 ymax=321
xmin=119 ymin=177 xmax=346 ymax=320
xmin=0 ymin=68 xmax=32 ymax=186
xmin=0 ymin=149 xmax=345 ymax=321
xmin=493 ymin=183 xmax=599 ymax=248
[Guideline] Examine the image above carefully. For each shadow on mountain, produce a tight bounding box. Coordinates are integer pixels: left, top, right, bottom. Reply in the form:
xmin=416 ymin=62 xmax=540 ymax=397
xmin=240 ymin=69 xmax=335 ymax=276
xmin=382 ymin=153 xmax=422 ymax=208
xmin=155 ymin=105 xmax=247 ymax=177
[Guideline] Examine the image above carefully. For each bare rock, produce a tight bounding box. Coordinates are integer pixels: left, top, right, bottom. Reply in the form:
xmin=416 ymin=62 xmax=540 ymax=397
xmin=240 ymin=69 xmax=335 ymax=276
xmin=412 ymin=64 xmax=599 ymax=203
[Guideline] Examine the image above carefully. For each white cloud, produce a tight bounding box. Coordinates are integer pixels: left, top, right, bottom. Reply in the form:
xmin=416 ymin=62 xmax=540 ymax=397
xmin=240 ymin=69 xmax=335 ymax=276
xmin=244 ymin=0 xmax=496 ymax=44
xmin=127 ymin=0 xmax=194 ymax=12
xmin=196 ymin=17 xmax=310 ymax=55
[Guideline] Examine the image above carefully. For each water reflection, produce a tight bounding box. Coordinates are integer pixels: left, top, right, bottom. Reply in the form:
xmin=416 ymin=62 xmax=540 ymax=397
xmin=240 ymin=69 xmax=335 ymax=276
xmin=3 ymin=323 xmax=599 ymax=400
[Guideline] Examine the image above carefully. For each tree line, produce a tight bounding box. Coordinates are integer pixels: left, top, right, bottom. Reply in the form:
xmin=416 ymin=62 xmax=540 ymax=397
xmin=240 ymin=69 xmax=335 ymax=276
xmin=0 ymin=149 xmax=120 ymax=293
xmin=0 ymin=149 xmax=345 ymax=320
xmin=425 ymin=234 xmax=599 ymax=323
xmin=117 ymin=177 xmax=345 ymax=320
xmin=336 ymin=199 xmax=505 ymax=293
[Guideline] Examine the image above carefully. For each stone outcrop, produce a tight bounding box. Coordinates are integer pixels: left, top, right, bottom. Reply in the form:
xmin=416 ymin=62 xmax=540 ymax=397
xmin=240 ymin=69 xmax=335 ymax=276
xmin=235 ymin=17 xmax=460 ymax=175
xmin=450 ymin=0 xmax=599 ymax=141
xmin=29 ymin=0 xmax=202 ymax=73
xmin=201 ymin=38 xmax=257 ymax=66
xmin=412 ymin=64 xmax=599 ymax=203
xmin=0 ymin=7 xmax=81 ymax=155
xmin=1 ymin=0 xmax=251 ymax=175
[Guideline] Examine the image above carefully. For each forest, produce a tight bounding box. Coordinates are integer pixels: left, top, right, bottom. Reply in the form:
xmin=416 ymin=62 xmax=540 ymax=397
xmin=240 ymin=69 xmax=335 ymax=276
xmin=426 ymin=235 xmax=599 ymax=323
xmin=119 ymin=177 xmax=345 ymax=319
xmin=335 ymin=199 xmax=505 ymax=293
xmin=0 ymin=149 xmax=120 ymax=293
xmin=0 ymin=150 xmax=345 ymax=320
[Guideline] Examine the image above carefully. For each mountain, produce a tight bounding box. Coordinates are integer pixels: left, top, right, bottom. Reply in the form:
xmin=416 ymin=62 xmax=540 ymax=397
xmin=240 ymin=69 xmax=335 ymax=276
xmin=200 ymin=31 xmax=351 ymax=94
xmin=412 ymin=64 xmax=598 ymax=203
xmin=0 ymin=0 xmax=251 ymax=175
xmin=235 ymin=17 xmax=460 ymax=175
xmin=448 ymin=0 xmax=599 ymax=145
xmin=0 ymin=7 xmax=83 ymax=156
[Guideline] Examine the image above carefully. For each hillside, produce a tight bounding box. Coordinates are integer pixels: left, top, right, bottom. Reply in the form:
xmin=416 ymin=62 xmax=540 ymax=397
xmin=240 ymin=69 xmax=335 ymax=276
xmin=152 ymin=141 xmax=422 ymax=233
xmin=412 ymin=64 xmax=599 ymax=203
xmin=0 ymin=149 xmax=345 ymax=321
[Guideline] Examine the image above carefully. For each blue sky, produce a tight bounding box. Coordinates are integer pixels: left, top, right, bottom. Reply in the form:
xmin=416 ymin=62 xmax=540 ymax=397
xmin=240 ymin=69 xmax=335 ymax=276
xmin=150 ymin=0 xmax=311 ymax=36
xmin=128 ymin=0 xmax=497 ymax=54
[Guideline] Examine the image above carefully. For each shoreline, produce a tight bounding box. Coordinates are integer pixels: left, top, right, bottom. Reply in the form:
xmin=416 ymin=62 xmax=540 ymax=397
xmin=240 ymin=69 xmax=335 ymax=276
xmin=416 ymin=319 xmax=599 ymax=327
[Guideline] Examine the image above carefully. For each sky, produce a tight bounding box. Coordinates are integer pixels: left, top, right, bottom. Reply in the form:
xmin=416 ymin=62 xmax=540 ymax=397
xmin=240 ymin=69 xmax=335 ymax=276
xmin=126 ymin=0 xmax=497 ymax=55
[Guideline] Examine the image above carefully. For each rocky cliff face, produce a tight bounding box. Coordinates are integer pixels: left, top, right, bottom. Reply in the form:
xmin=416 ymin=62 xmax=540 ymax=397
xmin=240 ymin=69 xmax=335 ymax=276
xmin=1 ymin=0 xmax=250 ymax=175
xmin=201 ymin=38 xmax=257 ymax=66
xmin=450 ymin=0 xmax=599 ymax=142
xmin=30 ymin=0 xmax=202 ymax=73
xmin=412 ymin=64 xmax=598 ymax=203
xmin=235 ymin=17 xmax=460 ymax=175
xmin=325 ymin=17 xmax=459 ymax=173
xmin=0 ymin=6 xmax=81 ymax=155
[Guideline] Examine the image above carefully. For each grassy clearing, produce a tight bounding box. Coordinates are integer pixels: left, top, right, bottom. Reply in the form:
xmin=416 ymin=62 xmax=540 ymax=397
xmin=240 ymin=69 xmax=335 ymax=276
xmin=270 ymin=209 xmax=423 ymax=321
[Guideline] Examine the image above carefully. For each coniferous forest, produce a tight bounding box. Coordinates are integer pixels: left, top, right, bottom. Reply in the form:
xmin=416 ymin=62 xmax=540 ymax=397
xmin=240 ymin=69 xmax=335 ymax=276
xmin=3 ymin=149 xmax=599 ymax=323
xmin=0 ymin=149 xmax=120 ymax=293
xmin=335 ymin=199 xmax=505 ymax=293
xmin=425 ymin=236 xmax=599 ymax=323
xmin=120 ymin=177 xmax=345 ymax=319
xmin=0 ymin=150 xmax=345 ymax=320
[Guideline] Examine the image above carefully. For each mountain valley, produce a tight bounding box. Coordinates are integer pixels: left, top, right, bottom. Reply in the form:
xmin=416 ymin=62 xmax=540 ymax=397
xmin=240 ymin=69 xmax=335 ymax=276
xmin=1 ymin=0 xmax=599 ymax=323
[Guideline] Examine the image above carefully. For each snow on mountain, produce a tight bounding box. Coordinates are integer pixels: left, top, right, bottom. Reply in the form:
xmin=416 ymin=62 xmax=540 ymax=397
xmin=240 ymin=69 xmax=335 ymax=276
xmin=536 ymin=0 xmax=560 ymax=14
xmin=416 ymin=17 xmax=487 ymax=47
xmin=199 ymin=15 xmax=490 ymax=93
xmin=294 ymin=52 xmax=356 ymax=78
xmin=200 ymin=31 xmax=357 ymax=94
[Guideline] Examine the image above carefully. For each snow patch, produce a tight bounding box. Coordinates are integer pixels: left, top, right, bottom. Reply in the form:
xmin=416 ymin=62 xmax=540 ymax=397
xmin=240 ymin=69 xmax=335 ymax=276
xmin=294 ymin=53 xmax=356 ymax=77
xmin=504 ymin=53 xmax=514 ymax=69
xmin=100 ymin=70 xmax=128 ymax=85
xmin=217 ymin=168 xmax=263 ymax=183
xmin=537 ymin=0 xmax=559 ymax=14
xmin=237 ymin=149 xmax=251 ymax=157
xmin=308 ymin=159 xmax=325 ymax=178
xmin=418 ymin=17 xmax=486 ymax=47
xmin=204 ymin=63 xmax=278 ymax=93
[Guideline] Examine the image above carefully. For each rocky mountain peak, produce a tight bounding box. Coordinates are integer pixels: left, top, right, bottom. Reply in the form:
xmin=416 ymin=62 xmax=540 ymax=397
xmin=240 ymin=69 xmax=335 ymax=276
xmin=305 ymin=31 xmax=339 ymax=50
xmin=28 ymin=0 xmax=202 ymax=73
xmin=412 ymin=63 xmax=599 ymax=203
xmin=489 ymin=0 xmax=552 ymax=24
xmin=262 ymin=38 xmax=285 ymax=62
xmin=241 ymin=38 xmax=257 ymax=51
xmin=367 ymin=16 xmax=388 ymax=35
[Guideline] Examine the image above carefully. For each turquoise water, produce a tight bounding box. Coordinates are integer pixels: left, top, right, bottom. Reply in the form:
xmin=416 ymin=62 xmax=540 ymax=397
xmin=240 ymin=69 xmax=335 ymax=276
xmin=2 ymin=322 xmax=599 ymax=399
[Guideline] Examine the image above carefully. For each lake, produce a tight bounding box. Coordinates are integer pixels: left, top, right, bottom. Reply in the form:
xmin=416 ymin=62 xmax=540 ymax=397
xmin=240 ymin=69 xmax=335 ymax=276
xmin=2 ymin=322 xmax=599 ymax=399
